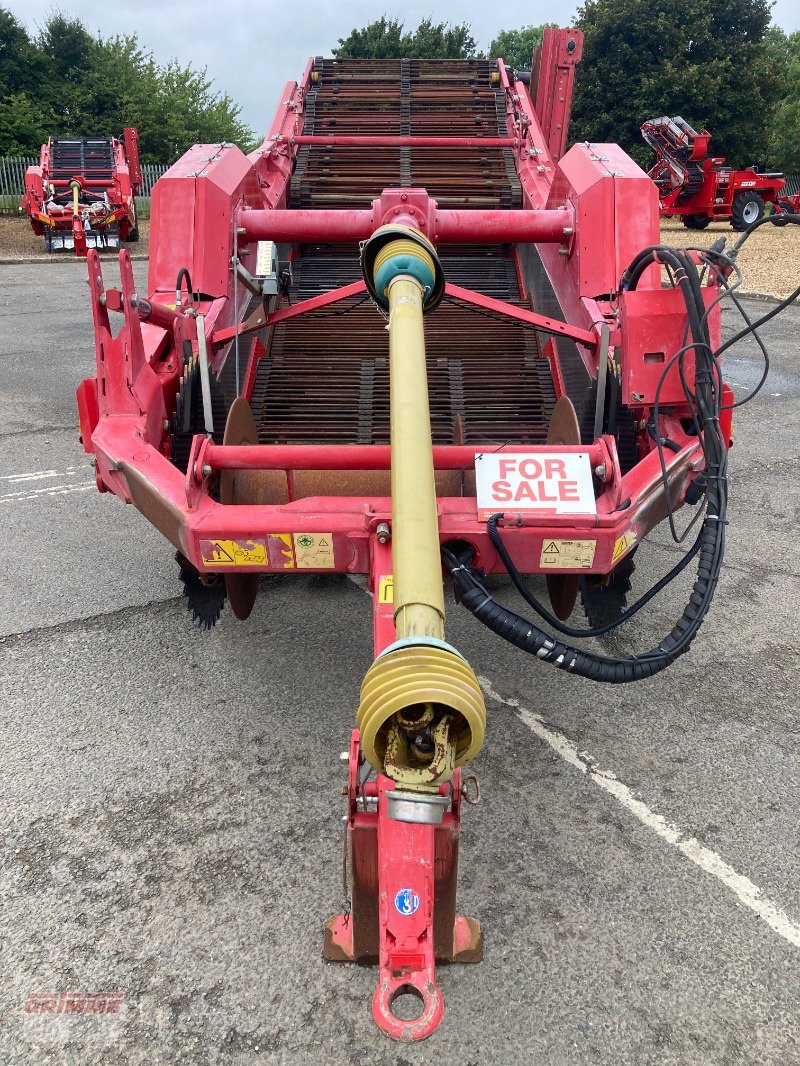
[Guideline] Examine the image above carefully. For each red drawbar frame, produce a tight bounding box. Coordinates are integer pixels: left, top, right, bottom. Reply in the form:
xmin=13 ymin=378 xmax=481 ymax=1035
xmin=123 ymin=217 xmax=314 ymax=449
xmin=77 ymin=32 xmax=730 ymax=1040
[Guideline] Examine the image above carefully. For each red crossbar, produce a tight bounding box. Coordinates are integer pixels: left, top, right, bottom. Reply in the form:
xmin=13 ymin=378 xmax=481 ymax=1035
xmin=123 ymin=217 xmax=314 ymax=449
xmin=238 ymin=207 xmax=572 ymax=245
xmin=199 ymin=442 xmax=608 ymax=472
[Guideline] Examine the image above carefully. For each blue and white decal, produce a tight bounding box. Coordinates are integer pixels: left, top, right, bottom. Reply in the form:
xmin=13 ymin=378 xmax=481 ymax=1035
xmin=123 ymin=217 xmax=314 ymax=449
xmin=393 ymin=888 xmax=420 ymax=916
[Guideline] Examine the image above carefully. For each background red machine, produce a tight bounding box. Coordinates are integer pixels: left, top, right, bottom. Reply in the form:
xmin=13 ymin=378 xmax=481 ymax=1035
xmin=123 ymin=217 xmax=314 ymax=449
xmin=76 ymin=29 xmax=754 ymax=1039
xmin=20 ymin=127 xmax=142 ymax=255
xmin=641 ymin=114 xmax=785 ymax=229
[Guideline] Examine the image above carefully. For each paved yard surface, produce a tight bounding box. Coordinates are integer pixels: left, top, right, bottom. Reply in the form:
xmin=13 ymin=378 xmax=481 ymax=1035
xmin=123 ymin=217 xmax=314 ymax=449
xmin=1 ymin=256 xmax=799 ymax=1064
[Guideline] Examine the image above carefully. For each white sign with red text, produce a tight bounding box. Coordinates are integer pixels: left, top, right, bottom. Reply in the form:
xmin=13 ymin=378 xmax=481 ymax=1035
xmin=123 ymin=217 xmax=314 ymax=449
xmin=475 ymin=451 xmax=596 ymax=520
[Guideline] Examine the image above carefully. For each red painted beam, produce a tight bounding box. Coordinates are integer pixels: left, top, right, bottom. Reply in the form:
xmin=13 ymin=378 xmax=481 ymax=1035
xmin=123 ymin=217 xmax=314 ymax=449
xmin=200 ymin=442 xmax=608 ymax=471
xmin=445 ymin=282 xmax=597 ymax=348
xmin=238 ymin=207 xmax=572 ymax=245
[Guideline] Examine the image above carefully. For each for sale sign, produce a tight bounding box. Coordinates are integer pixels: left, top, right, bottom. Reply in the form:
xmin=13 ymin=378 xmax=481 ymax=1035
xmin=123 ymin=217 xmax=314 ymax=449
xmin=474 ymin=451 xmax=596 ymax=520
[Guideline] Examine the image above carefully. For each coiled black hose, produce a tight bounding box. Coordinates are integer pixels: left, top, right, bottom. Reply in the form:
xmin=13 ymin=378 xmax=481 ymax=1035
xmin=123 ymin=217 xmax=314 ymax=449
xmin=444 ymin=242 xmax=729 ymax=684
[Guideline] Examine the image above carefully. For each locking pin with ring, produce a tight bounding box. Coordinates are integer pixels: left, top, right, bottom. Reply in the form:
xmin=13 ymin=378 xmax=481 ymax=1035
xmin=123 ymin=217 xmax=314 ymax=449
xmin=461 ymin=774 xmax=481 ymax=805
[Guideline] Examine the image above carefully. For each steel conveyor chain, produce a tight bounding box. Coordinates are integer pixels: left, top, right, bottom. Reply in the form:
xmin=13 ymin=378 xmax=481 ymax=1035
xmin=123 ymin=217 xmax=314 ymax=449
xmin=253 ymin=58 xmax=554 ymax=449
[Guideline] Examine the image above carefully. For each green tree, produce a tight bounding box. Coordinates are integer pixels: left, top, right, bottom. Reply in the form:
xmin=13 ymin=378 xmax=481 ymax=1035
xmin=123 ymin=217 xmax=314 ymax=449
xmin=0 ymin=8 xmax=46 ymax=96
xmin=335 ymin=16 xmax=478 ymax=59
xmin=571 ymin=0 xmax=784 ymax=169
xmin=0 ymin=92 xmax=55 ymax=155
xmin=765 ymin=28 xmax=800 ymax=171
xmin=488 ymin=24 xmax=557 ymax=71
xmin=0 ymin=8 xmax=254 ymax=161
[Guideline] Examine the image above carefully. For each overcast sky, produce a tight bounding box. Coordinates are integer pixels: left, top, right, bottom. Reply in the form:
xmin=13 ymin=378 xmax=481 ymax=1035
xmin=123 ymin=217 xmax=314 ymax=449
xmin=7 ymin=0 xmax=800 ymax=141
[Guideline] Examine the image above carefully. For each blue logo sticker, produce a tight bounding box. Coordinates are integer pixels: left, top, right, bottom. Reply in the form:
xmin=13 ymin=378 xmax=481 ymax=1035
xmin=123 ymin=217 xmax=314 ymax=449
xmin=394 ymin=888 xmax=420 ymax=916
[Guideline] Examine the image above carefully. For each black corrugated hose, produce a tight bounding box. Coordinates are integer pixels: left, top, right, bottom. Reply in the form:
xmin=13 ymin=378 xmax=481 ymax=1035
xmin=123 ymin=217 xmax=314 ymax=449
xmin=443 ymin=242 xmax=729 ymax=684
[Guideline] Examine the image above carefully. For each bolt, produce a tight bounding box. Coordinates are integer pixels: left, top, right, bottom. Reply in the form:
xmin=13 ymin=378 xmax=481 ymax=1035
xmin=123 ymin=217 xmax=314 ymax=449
xmin=593 ymin=463 xmax=607 ymax=480
xmin=201 ymin=463 xmax=212 ymax=477
xmin=339 ymin=751 xmax=349 ymax=763
xmin=562 ymin=226 xmax=574 ymax=236
xmin=558 ymin=247 xmax=569 ymax=256
xmin=400 ymin=193 xmax=408 ymax=202
xmin=376 ymin=522 xmax=391 ymax=544
xmin=163 ymin=419 xmax=170 ymax=431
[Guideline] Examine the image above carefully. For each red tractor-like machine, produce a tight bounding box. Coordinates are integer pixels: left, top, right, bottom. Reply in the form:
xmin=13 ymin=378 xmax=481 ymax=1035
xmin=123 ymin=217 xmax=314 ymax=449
xmin=21 ymin=127 xmax=142 ymax=256
xmin=77 ymin=29 xmax=786 ymax=1039
xmin=641 ymin=115 xmax=785 ymax=229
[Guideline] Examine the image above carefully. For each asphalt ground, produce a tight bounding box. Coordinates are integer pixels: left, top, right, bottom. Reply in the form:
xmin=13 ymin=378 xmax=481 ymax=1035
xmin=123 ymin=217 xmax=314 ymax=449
xmin=1 ymin=256 xmax=799 ymax=1065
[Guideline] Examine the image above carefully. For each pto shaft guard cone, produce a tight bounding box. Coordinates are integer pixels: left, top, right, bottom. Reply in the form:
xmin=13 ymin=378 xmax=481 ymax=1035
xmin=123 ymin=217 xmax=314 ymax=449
xmin=361 ymin=225 xmax=445 ymax=313
xmin=357 ymin=644 xmax=486 ymax=774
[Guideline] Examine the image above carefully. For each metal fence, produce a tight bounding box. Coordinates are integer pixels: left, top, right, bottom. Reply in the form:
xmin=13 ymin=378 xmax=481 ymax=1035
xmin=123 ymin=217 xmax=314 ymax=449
xmin=2 ymin=154 xmax=797 ymax=217
xmin=0 ymin=156 xmax=169 ymax=216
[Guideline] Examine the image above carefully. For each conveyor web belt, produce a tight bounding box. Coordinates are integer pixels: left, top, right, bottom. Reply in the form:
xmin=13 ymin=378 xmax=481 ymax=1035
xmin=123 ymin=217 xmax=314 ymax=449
xmin=251 ymin=59 xmax=557 ymax=447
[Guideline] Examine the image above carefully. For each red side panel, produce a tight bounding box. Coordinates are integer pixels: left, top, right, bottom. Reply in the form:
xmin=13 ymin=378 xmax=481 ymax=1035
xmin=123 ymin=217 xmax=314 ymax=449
xmin=147 ymin=144 xmax=261 ymax=299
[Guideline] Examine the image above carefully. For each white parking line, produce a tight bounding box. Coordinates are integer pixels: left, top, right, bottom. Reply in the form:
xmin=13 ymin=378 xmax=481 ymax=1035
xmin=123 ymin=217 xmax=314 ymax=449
xmin=0 ymin=482 xmax=94 ymax=503
xmin=479 ymin=676 xmax=800 ymax=950
xmin=0 ymin=467 xmax=80 ymax=483
xmin=0 ymin=466 xmax=94 ymax=503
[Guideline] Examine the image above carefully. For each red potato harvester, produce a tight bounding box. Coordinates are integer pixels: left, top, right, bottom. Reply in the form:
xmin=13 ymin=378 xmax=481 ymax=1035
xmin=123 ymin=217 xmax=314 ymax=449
xmin=20 ymin=128 xmax=142 ymax=256
xmin=76 ymin=30 xmax=799 ymax=1040
xmin=641 ymin=115 xmax=787 ymax=229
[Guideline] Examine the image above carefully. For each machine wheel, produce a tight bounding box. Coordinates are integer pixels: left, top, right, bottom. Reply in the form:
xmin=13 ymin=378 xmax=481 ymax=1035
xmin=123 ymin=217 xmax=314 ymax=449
xmin=682 ymin=213 xmax=712 ymax=230
xmin=731 ymin=191 xmax=764 ymax=231
xmin=176 ymin=552 xmax=226 ymax=630
xmin=580 ymin=552 xmax=637 ymax=630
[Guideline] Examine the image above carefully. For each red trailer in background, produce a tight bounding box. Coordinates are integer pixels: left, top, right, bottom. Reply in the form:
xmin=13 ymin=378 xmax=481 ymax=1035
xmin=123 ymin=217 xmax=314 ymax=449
xmin=641 ymin=115 xmax=785 ymax=229
xmin=20 ymin=127 xmax=142 ymax=256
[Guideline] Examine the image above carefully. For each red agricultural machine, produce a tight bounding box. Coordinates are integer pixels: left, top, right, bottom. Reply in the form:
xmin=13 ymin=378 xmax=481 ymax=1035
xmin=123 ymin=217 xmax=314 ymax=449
xmin=641 ymin=115 xmax=785 ymax=228
xmin=76 ymin=29 xmax=795 ymax=1039
xmin=20 ymin=127 xmax=142 ymax=255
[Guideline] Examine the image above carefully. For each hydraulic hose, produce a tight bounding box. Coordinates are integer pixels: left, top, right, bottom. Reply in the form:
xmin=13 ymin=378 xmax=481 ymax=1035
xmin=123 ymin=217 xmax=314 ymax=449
xmin=445 ymin=242 xmax=729 ymax=684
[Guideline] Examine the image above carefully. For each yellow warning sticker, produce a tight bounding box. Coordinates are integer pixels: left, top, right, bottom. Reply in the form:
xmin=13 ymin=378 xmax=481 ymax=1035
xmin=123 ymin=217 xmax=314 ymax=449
xmin=268 ymin=533 xmax=295 ymax=569
xmin=378 ymin=575 xmax=394 ymax=604
xmin=540 ymin=539 xmax=596 ymax=569
xmin=293 ymin=532 xmax=335 ymax=569
xmin=202 ymin=539 xmax=268 ymax=567
xmin=612 ymin=531 xmax=636 ymax=563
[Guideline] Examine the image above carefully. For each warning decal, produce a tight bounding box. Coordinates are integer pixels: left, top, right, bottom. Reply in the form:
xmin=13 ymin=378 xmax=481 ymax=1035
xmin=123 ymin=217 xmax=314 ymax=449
xmin=612 ymin=531 xmax=636 ymax=563
xmin=378 ymin=575 xmax=394 ymax=604
xmin=540 ymin=539 xmax=596 ymax=569
xmin=267 ymin=534 xmax=295 ymax=569
xmin=201 ymin=539 xmax=268 ymax=567
xmin=293 ymin=532 xmax=335 ymax=569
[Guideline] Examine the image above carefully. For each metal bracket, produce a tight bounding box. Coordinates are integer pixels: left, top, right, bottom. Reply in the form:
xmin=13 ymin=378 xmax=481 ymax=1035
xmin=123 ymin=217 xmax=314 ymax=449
xmin=195 ymin=313 xmax=215 ymax=436
xmin=593 ymin=322 xmax=611 ymax=442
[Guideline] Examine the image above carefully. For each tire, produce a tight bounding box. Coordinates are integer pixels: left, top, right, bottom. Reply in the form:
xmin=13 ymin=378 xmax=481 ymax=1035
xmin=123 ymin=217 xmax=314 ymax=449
xmin=579 ymin=552 xmax=637 ymax=630
xmin=731 ymin=191 xmax=764 ymax=231
xmin=682 ymin=213 xmax=712 ymax=230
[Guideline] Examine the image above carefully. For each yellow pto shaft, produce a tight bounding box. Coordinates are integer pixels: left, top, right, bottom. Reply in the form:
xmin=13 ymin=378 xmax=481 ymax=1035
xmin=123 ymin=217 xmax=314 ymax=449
xmin=356 ymin=226 xmax=486 ymax=803
xmin=385 ymin=269 xmax=445 ymax=641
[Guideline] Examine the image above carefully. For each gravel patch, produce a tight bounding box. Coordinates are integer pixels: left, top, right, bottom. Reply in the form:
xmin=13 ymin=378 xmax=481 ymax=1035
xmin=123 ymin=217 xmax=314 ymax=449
xmin=0 ymin=217 xmax=149 ymax=261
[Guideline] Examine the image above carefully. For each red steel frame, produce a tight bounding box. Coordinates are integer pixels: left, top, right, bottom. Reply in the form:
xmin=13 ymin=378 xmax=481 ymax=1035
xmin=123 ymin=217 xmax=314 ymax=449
xmin=77 ymin=29 xmax=730 ymax=1040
